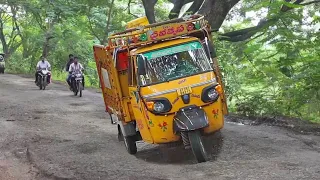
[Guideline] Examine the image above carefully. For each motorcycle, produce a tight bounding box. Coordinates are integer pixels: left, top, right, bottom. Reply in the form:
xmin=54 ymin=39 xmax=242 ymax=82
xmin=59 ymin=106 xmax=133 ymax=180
xmin=36 ymin=68 xmax=51 ymax=90
xmin=71 ymin=71 xmax=84 ymax=97
xmin=0 ymin=53 xmax=5 ymax=74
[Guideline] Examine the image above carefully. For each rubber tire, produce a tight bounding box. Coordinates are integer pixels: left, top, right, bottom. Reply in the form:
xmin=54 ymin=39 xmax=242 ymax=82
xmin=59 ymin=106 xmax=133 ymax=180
xmin=188 ymin=130 xmax=208 ymax=163
xmin=39 ymin=81 xmax=42 ymax=90
xmin=37 ymin=75 xmax=42 ymax=90
xmin=42 ymin=78 xmax=46 ymax=90
xmin=74 ymin=83 xmax=78 ymax=96
xmin=79 ymin=83 xmax=82 ymax=97
xmin=123 ymin=135 xmax=137 ymax=155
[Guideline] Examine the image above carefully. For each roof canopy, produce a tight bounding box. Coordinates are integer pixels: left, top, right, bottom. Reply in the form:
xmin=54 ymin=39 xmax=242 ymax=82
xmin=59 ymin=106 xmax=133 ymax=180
xmin=107 ymin=15 xmax=209 ymax=49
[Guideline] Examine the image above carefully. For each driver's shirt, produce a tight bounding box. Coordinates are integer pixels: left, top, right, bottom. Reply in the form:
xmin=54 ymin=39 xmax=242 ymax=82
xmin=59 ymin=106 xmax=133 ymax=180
xmin=37 ymin=60 xmax=51 ymax=69
xmin=69 ymin=63 xmax=83 ymax=73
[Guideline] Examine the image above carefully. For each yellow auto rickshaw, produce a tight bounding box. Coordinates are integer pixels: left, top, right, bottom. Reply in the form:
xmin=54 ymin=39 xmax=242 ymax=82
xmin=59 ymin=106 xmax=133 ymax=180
xmin=93 ymin=15 xmax=228 ymax=163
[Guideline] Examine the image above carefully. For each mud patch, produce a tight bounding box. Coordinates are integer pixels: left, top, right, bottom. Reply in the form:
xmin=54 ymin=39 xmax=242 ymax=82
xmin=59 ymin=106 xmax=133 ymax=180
xmin=135 ymin=132 xmax=224 ymax=164
xmin=277 ymin=162 xmax=300 ymax=170
xmin=26 ymin=148 xmax=75 ymax=180
xmin=34 ymin=110 xmax=47 ymax=114
xmin=31 ymin=135 xmax=72 ymax=145
xmin=124 ymin=176 xmax=170 ymax=180
xmin=69 ymin=102 xmax=88 ymax=107
xmin=76 ymin=143 xmax=100 ymax=154
xmin=226 ymin=114 xmax=320 ymax=136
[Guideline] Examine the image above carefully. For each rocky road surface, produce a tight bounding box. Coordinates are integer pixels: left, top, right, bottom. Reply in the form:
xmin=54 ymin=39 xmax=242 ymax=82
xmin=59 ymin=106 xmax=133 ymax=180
xmin=0 ymin=74 xmax=319 ymax=180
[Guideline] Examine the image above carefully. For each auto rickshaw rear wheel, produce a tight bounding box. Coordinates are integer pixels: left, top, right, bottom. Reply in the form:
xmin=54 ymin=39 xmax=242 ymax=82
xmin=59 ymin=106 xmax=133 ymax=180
xmin=188 ymin=130 xmax=208 ymax=163
xmin=124 ymin=135 xmax=137 ymax=154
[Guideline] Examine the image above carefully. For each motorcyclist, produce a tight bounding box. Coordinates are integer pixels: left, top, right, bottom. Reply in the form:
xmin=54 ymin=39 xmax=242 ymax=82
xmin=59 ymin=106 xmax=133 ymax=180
xmin=68 ymin=57 xmax=84 ymax=90
xmin=65 ymin=54 xmax=74 ymax=84
xmin=35 ymin=56 xmax=51 ymax=83
xmin=66 ymin=54 xmax=74 ymax=71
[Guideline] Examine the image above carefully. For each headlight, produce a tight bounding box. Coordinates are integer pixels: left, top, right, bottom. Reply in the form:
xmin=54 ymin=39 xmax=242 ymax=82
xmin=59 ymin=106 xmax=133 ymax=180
xmin=146 ymin=97 xmax=172 ymax=114
xmin=154 ymin=102 xmax=165 ymax=112
xmin=207 ymin=89 xmax=219 ymax=100
xmin=201 ymin=85 xmax=220 ymax=103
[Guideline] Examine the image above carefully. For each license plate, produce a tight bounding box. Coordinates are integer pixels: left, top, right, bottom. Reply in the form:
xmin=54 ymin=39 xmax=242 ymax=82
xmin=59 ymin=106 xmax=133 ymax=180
xmin=177 ymin=86 xmax=192 ymax=96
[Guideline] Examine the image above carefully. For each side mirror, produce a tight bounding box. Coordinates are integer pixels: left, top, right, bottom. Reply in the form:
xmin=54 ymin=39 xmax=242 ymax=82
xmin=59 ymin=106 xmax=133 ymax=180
xmin=137 ymin=54 xmax=146 ymax=75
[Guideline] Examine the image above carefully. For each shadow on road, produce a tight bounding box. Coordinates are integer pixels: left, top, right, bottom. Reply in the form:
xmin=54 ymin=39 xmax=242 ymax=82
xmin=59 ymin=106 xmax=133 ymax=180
xmin=135 ymin=132 xmax=224 ymax=165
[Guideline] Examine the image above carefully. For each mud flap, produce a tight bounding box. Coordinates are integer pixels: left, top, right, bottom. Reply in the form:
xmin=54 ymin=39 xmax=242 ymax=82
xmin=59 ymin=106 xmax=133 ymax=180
xmin=173 ymin=105 xmax=209 ymax=133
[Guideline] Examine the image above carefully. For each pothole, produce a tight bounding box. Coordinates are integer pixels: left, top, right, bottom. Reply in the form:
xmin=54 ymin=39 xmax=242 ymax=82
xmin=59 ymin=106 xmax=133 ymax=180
xmin=34 ymin=110 xmax=47 ymax=114
xmin=69 ymin=102 xmax=87 ymax=106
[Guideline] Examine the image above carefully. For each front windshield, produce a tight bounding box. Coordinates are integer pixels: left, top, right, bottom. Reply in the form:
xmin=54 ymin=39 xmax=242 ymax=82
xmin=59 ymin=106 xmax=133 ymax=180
xmin=138 ymin=41 xmax=212 ymax=86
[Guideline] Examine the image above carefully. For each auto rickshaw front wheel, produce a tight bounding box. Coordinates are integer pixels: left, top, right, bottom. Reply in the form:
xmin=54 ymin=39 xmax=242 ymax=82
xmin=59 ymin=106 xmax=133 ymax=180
xmin=188 ymin=130 xmax=208 ymax=163
xmin=124 ymin=135 xmax=137 ymax=154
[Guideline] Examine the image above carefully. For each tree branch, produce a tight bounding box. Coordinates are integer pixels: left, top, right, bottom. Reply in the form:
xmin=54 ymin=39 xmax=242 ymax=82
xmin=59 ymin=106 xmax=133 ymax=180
xmin=300 ymin=0 xmax=320 ymax=5
xmin=245 ymin=32 xmax=266 ymax=44
xmin=184 ymin=0 xmax=205 ymax=16
xmin=86 ymin=13 xmax=103 ymax=43
xmin=102 ymin=0 xmax=115 ymax=45
xmin=219 ymin=0 xmax=316 ymax=42
xmin=168 ymin=0 xmax=186 ymax=19
xmin=127 ymin=0 xmax=139 ymax=18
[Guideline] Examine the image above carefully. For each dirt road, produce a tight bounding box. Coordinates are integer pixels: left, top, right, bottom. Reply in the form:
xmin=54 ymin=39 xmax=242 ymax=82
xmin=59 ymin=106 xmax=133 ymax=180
xmin=0 ymin=74 xmax=319 ymax=180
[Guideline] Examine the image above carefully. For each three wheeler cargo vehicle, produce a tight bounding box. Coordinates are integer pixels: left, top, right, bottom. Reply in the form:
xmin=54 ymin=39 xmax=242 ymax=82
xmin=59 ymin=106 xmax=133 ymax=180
xmin=93 ymin=15 xmax=228 ymax=163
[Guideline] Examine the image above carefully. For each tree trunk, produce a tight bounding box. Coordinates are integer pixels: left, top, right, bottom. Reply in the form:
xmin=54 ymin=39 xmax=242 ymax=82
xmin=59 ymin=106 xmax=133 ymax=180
xmin=198 ymin=0 xmax=240 ymax=30
xmin=141 ymin=0 xmax=158 ymax=23
xmin=0 ymin=19 xmax=9 ymax=58
xmin=41 ymin=17 xmax=55 ymax=58
xmin=42 ymin=33 xmax=51 ymax=58
xmin=168 ymin=0 xmax=185 ymax=19
xmin=185 ymin=0 xmax=205 ymax=15
xmin=102 ymin=0 xmax=115 ymax=45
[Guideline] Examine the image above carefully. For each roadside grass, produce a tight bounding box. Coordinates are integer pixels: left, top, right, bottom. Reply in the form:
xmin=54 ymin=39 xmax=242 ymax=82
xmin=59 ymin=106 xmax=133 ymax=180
xmin=50 ymin=70 xmax=100 ymax=89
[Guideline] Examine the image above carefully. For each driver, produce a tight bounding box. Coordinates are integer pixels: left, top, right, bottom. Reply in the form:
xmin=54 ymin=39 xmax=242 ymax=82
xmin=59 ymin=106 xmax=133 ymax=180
xmin=68 ymin=57 xmax=84 ymax=90
xmin=35 ymin=56 xmax=51 ymax=83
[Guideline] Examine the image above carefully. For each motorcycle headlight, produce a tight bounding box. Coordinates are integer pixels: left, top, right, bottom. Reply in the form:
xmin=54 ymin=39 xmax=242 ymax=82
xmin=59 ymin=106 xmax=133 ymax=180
xmin=146 ymin=98 xmax=172 ymax=114
xmin=201 ymin=84 xmax=220 ymax=103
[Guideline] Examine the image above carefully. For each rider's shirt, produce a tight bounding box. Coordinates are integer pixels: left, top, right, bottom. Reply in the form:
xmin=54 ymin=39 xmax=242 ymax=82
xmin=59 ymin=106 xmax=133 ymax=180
xmin=37 ymin=61 xmax=51 ymax=69
xmin=69 ymin=63 xmax=83 ymax=73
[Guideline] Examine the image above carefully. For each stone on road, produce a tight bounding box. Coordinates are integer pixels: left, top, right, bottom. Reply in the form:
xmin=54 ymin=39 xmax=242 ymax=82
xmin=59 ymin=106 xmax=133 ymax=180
xmin=0 ymin=74 xmax=319 ymax=180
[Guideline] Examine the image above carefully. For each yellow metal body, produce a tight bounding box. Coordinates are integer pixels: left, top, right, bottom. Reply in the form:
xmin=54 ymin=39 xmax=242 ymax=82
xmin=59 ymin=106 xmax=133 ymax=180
xmin=128 ymin=38 xmax=224 ymax=144
xmin=93 ymin=15 xmax=228 ymax=145
xmin=126 ymin=16 xmax=149 ymax=29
